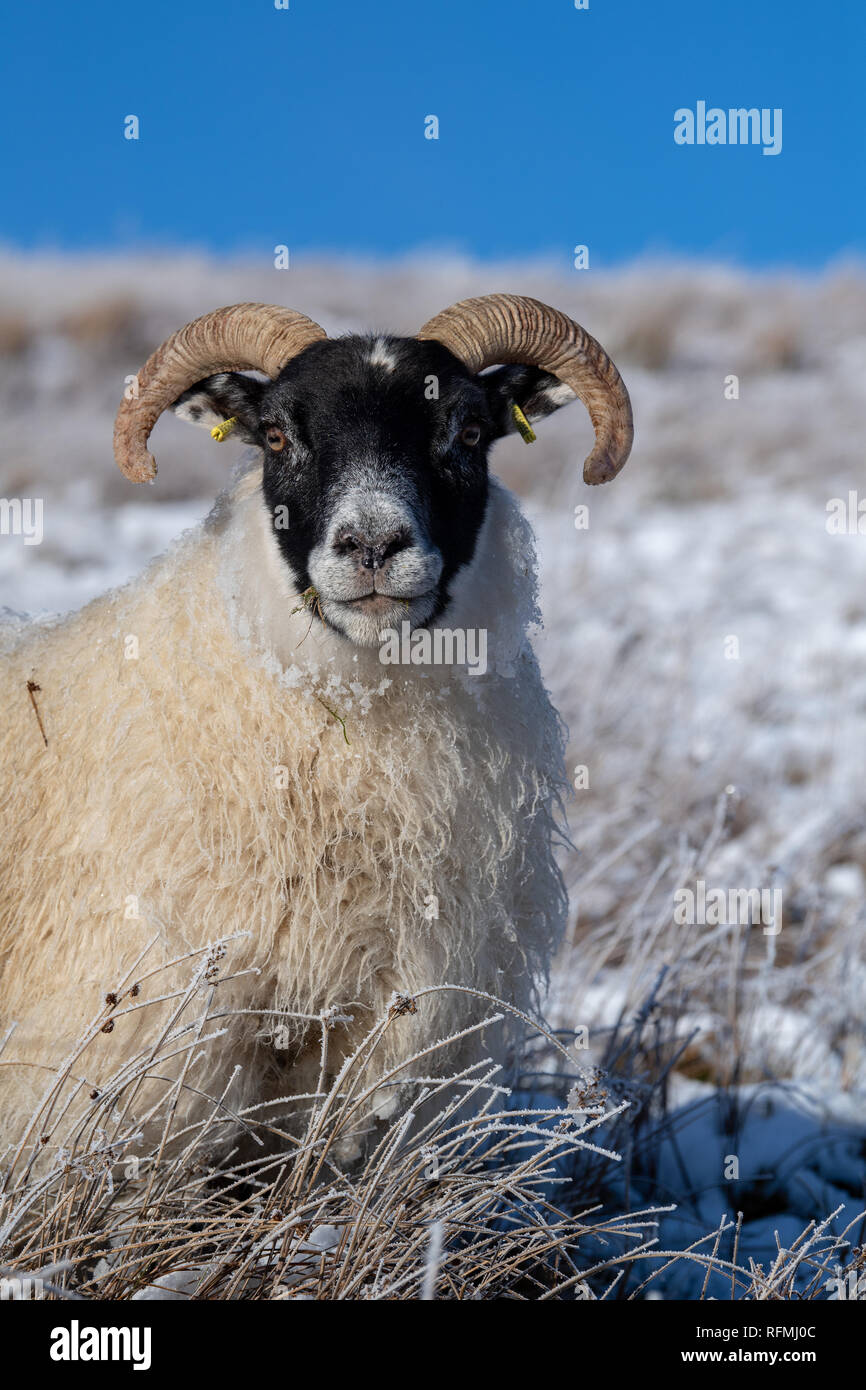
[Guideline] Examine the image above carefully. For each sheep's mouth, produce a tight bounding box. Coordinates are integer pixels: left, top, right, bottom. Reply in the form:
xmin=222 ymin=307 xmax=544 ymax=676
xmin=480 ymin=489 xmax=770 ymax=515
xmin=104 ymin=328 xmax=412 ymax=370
xmin=344 ymin=590 xmax=434 ymax=614
xmin=317 ymin=588 xmax=440 ymax=647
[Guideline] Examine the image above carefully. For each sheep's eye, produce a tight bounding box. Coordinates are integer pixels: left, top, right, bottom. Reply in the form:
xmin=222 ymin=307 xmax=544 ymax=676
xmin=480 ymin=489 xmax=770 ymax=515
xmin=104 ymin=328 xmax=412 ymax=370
xmin=460 ymin=423 xmax=482 ymax=447
xmin=265 ymin=426 xmax=287 ymax=453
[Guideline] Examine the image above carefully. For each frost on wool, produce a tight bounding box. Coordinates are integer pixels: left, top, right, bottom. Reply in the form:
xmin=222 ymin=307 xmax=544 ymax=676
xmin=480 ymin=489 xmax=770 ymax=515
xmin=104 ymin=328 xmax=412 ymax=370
xmin=0 ymin=461 xmax=568 ymax=1147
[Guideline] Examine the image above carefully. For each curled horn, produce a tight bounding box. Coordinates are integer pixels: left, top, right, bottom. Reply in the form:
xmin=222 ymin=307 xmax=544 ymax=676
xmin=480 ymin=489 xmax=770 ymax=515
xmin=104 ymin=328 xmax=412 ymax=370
xmin=418 ymin=293 xmax=633 ymax=484
xmin=113 ymin=303 xmax=327 ymax=482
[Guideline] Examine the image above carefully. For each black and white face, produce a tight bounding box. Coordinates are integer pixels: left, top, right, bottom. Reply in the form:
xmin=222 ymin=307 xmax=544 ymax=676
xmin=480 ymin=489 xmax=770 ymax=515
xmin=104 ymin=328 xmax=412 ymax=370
xmin=173 ymin=335 xmax=575 ymax=647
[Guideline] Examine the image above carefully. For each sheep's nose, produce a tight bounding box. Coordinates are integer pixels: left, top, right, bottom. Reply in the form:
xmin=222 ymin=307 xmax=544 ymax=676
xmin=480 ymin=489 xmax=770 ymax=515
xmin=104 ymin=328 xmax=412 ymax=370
xmin=333 ymin=527 xmax=411 ymax=572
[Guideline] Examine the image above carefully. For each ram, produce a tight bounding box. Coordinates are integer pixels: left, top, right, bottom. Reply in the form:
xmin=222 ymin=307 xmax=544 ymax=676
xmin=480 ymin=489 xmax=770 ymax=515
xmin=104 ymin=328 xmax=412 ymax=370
xmin=0 ymin=293 xmax=633 ymax=1149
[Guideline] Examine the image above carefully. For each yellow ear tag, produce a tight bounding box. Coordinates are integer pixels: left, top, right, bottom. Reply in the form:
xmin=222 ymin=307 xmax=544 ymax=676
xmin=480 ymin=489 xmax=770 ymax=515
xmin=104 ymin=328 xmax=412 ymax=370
xmin=511 ymin=403 xmax=536 ymax=444
xmin=211 ymin=416 xmax=238 ymax=442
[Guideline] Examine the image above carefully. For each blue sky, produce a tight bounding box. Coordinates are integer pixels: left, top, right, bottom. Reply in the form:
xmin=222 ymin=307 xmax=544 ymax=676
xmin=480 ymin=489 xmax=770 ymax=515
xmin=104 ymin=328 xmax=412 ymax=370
xmin=1 ymin=0 xmax=862 ymax=268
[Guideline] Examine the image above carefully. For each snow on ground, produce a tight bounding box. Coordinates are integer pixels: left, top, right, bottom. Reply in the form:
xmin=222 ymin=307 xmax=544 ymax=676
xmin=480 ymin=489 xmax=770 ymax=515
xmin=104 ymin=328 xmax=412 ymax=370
xmin=0 ymin=482 xmax=208 ymax=620
xmin=1 ymin=252 xmax=864 ymax=1294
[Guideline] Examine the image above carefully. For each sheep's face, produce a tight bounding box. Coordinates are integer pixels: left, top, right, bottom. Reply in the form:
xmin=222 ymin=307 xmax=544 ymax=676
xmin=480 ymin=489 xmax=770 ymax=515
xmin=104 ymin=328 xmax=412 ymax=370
xmin=173 ymin=336 xmax=574 ymax=647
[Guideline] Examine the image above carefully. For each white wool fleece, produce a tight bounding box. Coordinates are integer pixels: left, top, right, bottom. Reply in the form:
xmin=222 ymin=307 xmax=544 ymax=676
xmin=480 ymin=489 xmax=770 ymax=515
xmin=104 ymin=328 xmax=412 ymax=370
xmin=0 ymin=463 xmax=568 ymax=1148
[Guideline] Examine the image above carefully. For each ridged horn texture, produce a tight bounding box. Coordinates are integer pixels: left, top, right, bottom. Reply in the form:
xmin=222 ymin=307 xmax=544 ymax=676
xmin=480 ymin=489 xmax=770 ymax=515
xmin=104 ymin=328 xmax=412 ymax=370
xmin=418 ymin=293 xmax=633 ymax=484
xmin=114 ymin=303 xmax=327 ymax=482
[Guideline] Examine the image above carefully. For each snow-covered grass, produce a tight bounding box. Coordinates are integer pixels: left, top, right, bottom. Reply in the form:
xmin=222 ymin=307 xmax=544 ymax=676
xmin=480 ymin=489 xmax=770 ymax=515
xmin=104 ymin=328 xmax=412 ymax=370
xmin=1 ymin=935 xmax=860 ymax=1300
xmin=1 ymin=251 xmax=865 ymax=1298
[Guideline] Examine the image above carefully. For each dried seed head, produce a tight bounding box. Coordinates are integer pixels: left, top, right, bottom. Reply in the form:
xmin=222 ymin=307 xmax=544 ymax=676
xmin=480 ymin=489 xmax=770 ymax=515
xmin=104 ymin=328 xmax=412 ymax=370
xmin=566 ymin=1065 xmax=609 ymax=1118
xmin=203 ymin=942 xmax=227 ymax=984
xmin=388 ymin=992 xmax=418 ymax=1020
xmin=101 ymin=1019 xmax=115 ymax=1034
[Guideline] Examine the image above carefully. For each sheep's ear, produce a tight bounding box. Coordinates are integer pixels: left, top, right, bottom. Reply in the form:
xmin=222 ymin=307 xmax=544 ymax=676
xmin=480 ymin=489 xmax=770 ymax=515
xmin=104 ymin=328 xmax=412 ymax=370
xmin=171 ymin=372 xmax=265 ymax=443
xmin=480 ymin=364 xmax=577 ymax=439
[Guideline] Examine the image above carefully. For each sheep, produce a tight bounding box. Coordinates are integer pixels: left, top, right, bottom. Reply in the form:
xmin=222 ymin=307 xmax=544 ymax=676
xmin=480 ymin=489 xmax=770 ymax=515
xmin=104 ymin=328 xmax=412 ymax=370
xmin=0 ymin=294 xmax=633 ymax=1153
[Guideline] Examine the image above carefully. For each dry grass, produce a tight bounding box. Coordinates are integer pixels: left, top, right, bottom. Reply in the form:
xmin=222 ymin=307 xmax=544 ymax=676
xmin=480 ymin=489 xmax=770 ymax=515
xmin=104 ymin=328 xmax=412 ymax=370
xmin=1 ymin=934 xmax=861 ymax=1301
